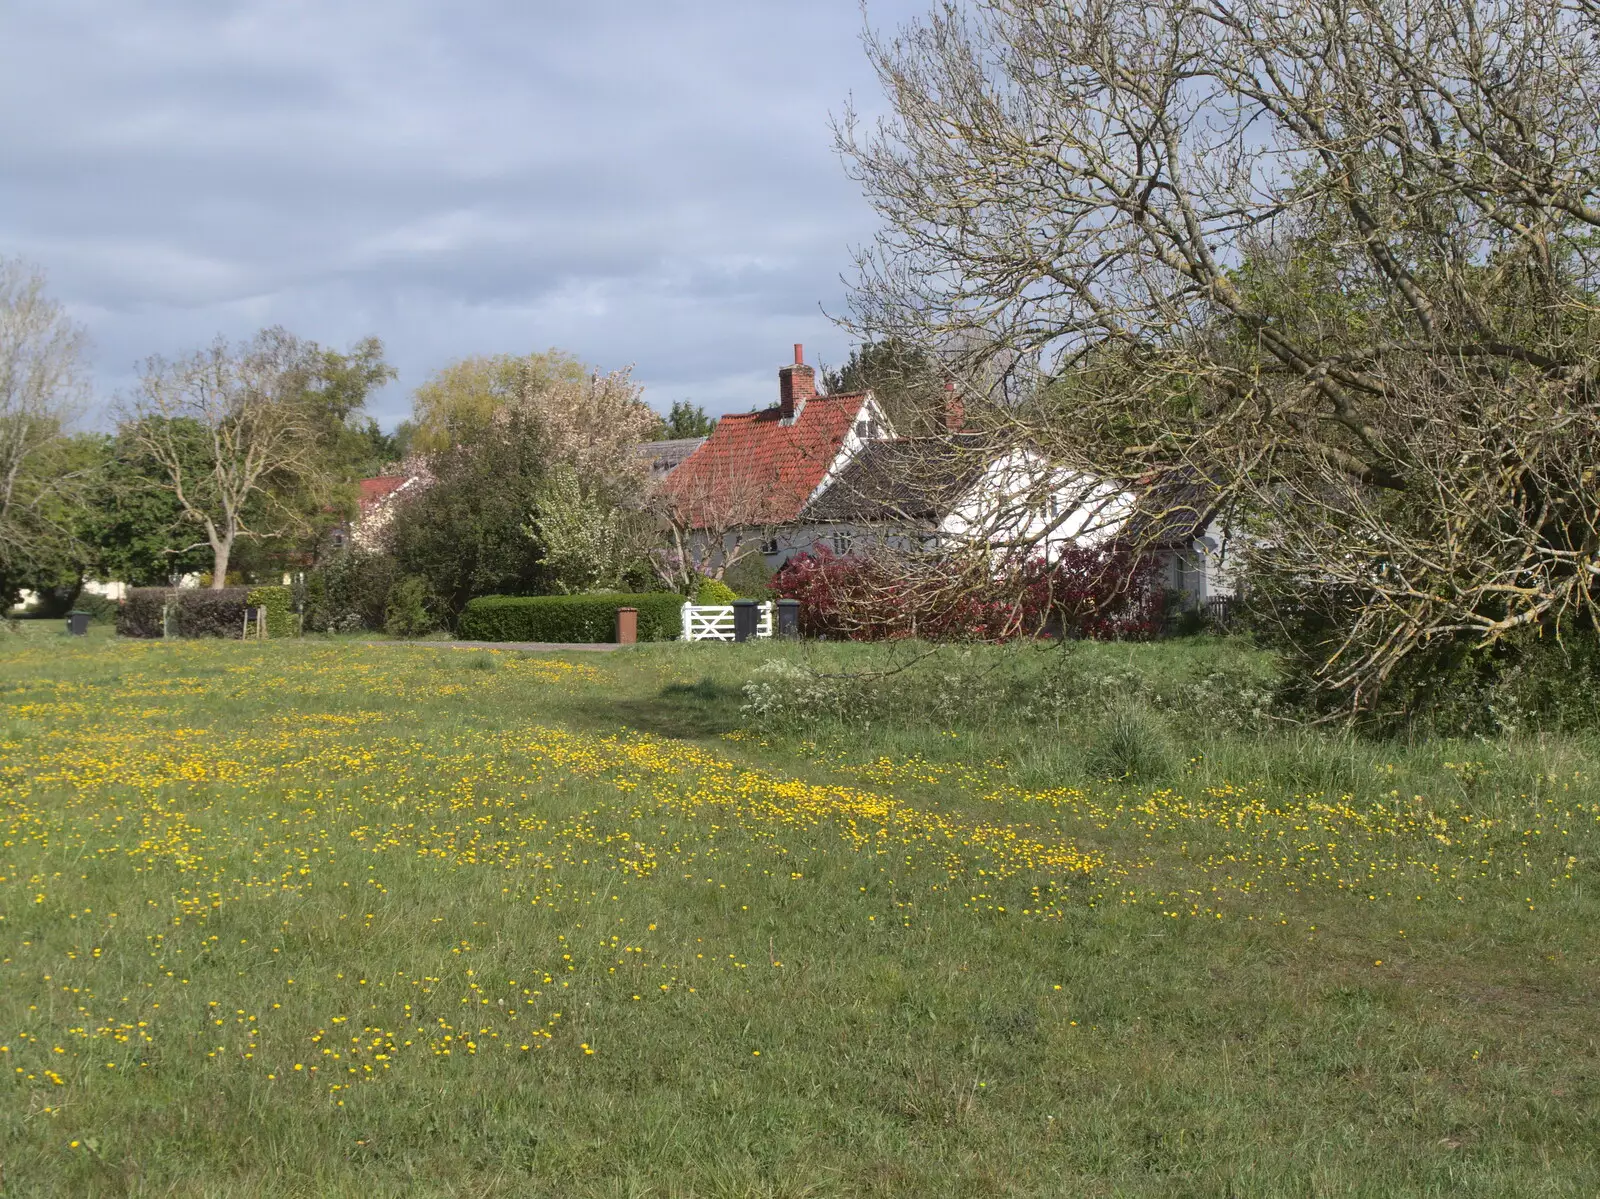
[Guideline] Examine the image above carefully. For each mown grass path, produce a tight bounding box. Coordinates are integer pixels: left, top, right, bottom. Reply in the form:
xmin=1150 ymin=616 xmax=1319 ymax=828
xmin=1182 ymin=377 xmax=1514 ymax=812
xmin=2 ymin=636 xmax=1596 ymax=1196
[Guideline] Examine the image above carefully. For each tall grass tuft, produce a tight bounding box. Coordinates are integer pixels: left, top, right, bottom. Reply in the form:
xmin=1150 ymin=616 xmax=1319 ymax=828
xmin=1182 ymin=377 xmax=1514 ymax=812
xmin=1083 ymin=702 xmax=1177 ymax=782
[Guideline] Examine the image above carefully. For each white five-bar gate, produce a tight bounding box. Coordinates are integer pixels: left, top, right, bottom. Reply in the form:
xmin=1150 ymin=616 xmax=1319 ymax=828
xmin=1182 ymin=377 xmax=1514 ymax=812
xmin=680 ymin=601 xmax=775 ymax=642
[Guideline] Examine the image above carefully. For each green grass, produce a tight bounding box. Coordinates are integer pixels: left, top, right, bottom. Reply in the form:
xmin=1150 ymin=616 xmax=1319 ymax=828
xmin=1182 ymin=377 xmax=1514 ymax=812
xmin=1 ymin=633 xmax=1596 ymax=1196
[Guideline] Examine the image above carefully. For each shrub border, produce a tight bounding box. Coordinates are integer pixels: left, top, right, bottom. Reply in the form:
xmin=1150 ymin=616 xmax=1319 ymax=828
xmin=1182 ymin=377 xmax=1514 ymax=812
xmin=458 ymin=593 xmax=685 ymax=643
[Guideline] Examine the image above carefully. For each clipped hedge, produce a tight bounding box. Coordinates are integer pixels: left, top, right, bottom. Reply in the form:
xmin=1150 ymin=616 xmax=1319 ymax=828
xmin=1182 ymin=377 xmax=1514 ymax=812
xmin=173 ymin=588 xmax=252 ymax=638
xmin=118 ymin=587 xmax=295 ymax=639
xmin=117 ymin=589 xmax=170 ymax=638
xmin=246 ymin=586 xmax=295 ymax=638
xmin=459 ymin=593 xmax=685 ymax=643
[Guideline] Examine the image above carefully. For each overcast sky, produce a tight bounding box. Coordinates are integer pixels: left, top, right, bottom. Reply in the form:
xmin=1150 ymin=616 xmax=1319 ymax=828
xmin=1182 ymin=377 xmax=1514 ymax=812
xmin=0 ymin=0 xmax=923 ymax=428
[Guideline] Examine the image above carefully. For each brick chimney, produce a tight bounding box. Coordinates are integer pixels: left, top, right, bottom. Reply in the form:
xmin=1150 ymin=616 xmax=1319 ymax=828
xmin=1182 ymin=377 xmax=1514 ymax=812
xmin=943 ymin=380 xmax=966 ymax=432
xmin=778 ymin=343 xmax=815 ymax=423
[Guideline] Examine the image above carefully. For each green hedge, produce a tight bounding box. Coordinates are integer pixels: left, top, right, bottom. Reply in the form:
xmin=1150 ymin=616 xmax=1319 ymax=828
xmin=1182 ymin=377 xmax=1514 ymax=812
xmin=174 ymin=589 xmax=253 ymax=638
xmin=459 ymin=593 xmax=685 ymax=643
xmin=117 ymin=585 xmax=297 ymax=639
xmin=247 ymin=586 xmax=295 ymax=638
xmin=117 ymin=587 xmax=251 ymax=638
xmin=117 ymin=589 xmax=170 ymax=638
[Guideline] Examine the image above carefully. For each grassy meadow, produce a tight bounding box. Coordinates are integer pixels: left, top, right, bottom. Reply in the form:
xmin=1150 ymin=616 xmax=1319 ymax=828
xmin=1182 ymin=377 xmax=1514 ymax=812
xmin=1 ymin=627 xmax=1597 ymax=1196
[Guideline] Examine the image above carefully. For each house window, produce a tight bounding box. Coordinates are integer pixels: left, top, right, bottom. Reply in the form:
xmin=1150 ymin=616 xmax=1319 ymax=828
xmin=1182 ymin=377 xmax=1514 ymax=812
xmin=855 ymin=419 xmax=879 ymax=440
xmin=832 ymin=531 xmax=853 ymax=556
xmin=759 ymin=537 xmax=779 ymax=556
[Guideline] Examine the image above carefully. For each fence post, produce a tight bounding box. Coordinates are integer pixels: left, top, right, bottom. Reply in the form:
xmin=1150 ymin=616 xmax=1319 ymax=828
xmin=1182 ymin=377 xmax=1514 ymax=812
xmin=681 ymin=601 xmax=692 ymax=641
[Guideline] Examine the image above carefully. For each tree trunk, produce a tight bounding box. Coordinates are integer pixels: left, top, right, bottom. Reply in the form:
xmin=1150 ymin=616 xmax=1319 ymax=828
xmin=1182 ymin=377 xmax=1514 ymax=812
xmin=210 ymin=539 xmax=231 ymax=589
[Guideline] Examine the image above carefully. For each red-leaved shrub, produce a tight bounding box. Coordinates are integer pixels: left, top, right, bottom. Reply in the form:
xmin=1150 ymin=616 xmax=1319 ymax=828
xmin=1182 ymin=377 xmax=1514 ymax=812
xmin=1019 ymin=545 xmax=1166 ymax=640
xmin=775 ymin=544 xmax=1163 ymax=642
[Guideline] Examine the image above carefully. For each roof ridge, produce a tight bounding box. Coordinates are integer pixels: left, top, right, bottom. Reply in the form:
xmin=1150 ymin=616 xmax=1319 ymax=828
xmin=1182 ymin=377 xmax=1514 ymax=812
xmin=661 ymin=389 xmax=865 ymax=526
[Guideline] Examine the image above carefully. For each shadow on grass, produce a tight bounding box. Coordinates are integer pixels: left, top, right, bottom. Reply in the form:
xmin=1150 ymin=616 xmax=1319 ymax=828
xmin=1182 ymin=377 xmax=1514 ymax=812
xmin=567 ymin=676 xmax=748 ymax=741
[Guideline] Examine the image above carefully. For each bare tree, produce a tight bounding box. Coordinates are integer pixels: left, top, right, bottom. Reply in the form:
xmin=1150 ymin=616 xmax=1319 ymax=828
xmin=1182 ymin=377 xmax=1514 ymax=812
xmin=840 ymin=0 xmax=1600 ymax=712
xmin=124 ymin=328 xmax=326 ymax=588
xmin=649 ymin=453 xmax=786 ymax=590
xmin=0 ymin=258 xmax=90 ymax=605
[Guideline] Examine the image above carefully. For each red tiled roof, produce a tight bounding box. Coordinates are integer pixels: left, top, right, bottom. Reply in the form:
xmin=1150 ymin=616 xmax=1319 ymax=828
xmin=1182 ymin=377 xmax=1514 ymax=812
xmin=663 ymin=394 xmax=868 ymax=527
xmin=358 ymin=475 xmax=411 ymax=511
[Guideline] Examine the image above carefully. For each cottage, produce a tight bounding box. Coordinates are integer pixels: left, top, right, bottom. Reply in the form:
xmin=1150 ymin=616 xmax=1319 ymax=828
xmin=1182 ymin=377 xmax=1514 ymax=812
xmin=635 ymin=436 xmax=707 ymax=480
xmin=661 ymin=343 xmax=1239 ymax=605
xmin=797 ymin=437 xmax=1135 ymax=561
xmin=659 ymin=345 xmax=891 ymax=574
xmin=796 ymin=439 xmax=1238 ymax=605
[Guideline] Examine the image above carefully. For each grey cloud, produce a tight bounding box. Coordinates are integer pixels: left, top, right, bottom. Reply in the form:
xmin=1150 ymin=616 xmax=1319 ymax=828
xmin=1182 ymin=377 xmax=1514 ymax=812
xmin=1 ymin=0 xmax=928 ymax=422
